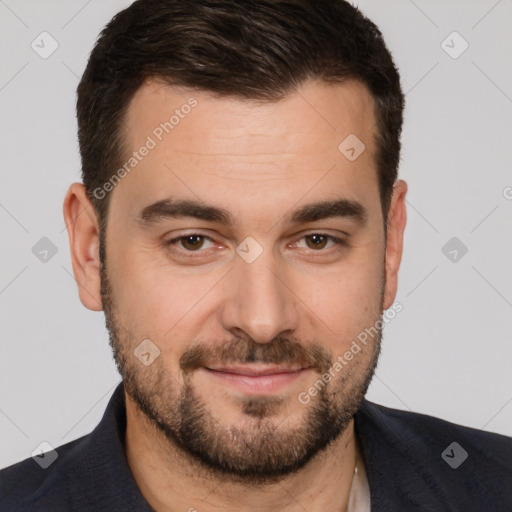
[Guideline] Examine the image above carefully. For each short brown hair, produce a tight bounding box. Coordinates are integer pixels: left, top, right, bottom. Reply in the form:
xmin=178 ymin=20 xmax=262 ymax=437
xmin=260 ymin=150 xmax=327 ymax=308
xmin=77 ymin=0 xmax=404 ymax=228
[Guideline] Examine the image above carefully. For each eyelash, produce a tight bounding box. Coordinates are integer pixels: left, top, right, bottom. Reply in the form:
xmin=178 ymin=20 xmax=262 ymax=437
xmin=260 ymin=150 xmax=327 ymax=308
xmin=165 ymin=233 xmax=347 ymax=257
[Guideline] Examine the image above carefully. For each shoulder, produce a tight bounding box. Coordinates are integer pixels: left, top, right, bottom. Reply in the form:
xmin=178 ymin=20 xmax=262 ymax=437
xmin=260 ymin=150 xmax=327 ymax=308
xmin=0 ymin=384 xmax=151 ymax=512
xmin=0 ymin=434 xmax=90 ymax=511
xmin=355 ymin=400 xmax=512 ymax=511
xmin=359 ymin=399 xmax=512 ymax=463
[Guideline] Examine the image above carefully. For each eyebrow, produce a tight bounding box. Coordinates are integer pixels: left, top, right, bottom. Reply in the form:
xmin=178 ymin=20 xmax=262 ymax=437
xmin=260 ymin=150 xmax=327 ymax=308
xmin=137 ymin=197 xmax=367 ymax=227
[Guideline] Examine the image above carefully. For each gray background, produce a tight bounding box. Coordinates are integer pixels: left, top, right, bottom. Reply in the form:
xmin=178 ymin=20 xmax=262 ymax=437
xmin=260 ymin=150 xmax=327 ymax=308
xmin=1 ymin=0 xmax=511 ymax=469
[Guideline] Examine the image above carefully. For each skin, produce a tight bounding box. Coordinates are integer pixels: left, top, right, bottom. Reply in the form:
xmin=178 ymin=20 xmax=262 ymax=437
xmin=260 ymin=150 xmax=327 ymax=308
xmin=63 ymin=78 xmax=407 ymax=511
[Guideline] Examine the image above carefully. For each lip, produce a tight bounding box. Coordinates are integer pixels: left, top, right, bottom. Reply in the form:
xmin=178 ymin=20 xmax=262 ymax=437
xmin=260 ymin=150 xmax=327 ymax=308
xmin=203 ymin=365 xmax=311 ymax=395
xmin=206 ymin=364 xmax=307 ymax=376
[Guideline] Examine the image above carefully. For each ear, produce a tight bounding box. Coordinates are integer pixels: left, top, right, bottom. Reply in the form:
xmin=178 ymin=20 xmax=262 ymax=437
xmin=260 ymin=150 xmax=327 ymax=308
xmin=382 ymin=179 xmax=408 ymax=310
xmin=63 ymin=183 xmax=103 ymax=311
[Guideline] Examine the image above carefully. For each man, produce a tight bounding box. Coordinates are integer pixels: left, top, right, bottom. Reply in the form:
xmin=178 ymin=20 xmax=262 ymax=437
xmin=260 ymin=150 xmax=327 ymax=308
xmin=1 ymin=0 xmax=510 ymax=510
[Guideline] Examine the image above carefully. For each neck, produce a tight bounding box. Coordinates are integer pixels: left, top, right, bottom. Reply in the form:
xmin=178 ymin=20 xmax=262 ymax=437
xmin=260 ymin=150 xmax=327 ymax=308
xmin=124 ymin=392 xmax=359 ymax=512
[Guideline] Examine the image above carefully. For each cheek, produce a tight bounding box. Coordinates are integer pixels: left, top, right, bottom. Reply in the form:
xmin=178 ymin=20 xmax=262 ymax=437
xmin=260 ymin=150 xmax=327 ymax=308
xmin=297 ymin=252 xmax=384 ymax=341
xmin=107 ymin=247 xmax=219 ymax=344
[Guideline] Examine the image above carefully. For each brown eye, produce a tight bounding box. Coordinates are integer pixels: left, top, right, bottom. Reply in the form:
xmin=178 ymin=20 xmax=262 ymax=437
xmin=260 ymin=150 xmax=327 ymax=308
xmin=180 ymin=235 xmax=205 ymax=251
xmin=165 ymin=233 xmax=217 ymax=258
xmin=304 ymin=234 xmax=329 ymax=250
xmin=295 ymin=233 xmax=347 ymax=253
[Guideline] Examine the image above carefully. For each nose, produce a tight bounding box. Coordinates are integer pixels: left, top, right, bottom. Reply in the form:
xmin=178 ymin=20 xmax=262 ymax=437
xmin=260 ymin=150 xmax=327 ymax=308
xmin=220 ymin=249 xmax=300 ymax=344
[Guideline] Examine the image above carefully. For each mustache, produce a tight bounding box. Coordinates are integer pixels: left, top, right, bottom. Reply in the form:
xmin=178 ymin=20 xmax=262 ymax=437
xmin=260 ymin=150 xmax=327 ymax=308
xmin=180 ymin=336 xmax=333 ymax=375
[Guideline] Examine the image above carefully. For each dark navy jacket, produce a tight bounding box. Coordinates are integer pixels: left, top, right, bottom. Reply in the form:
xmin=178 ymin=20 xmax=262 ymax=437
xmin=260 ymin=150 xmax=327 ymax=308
xmin=1 ymin=383 xmax=511 ymax=511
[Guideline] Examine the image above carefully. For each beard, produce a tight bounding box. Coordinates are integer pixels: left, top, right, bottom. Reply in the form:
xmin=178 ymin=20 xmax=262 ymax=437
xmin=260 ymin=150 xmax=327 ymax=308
xmin=99 ymin=236 xmax=384 ymax=484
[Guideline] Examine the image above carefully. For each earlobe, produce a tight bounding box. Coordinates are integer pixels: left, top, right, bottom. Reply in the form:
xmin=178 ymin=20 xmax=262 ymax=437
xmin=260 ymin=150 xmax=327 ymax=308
xmin=382 ymin=179 xmax=408 ymax=310
xmin=63 ymin=183 xmax=103 ymax=311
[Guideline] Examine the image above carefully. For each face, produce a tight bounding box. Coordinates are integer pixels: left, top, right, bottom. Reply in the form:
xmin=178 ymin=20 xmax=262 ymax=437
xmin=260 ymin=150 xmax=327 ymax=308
xmin=72 ymin=78 xmax=406 ymax=482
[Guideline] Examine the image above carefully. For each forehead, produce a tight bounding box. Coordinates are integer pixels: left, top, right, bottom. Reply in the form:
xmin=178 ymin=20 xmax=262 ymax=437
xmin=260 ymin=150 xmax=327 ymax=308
xmin=113 ymin=78 xmax=380 ymax=227
xmin=125 ymin=78 xmax=376 ymax=151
